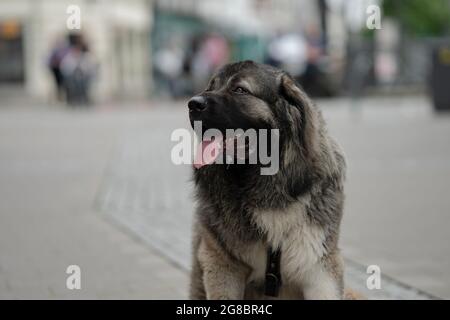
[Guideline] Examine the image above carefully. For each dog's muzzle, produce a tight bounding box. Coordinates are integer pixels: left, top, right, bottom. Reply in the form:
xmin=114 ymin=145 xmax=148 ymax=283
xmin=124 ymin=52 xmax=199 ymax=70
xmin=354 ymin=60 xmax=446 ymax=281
xmin=188 ymin=96 xmax=207 ymax=113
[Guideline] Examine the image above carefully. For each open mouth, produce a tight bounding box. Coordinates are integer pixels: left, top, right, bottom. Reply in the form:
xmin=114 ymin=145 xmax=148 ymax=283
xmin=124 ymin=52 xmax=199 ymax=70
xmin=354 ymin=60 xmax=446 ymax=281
xmin=193 ymin=133 xmax=257 ymax=169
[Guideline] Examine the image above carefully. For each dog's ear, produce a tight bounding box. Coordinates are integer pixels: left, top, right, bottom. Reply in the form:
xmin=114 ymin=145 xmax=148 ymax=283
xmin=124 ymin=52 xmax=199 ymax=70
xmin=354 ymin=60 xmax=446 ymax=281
xmin=279 ymin=73 xmax=320 ymax=161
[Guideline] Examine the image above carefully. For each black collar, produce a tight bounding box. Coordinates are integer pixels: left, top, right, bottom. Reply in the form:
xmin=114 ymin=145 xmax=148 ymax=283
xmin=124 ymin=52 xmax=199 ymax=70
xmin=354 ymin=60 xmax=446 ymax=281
xmin=264 ymin=246 xmax=282 ymax=297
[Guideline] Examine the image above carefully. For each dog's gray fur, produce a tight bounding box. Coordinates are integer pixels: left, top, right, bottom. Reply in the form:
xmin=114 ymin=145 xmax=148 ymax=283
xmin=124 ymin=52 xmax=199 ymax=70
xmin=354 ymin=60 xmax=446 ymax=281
xmin=189 ymin=61 xmax=346 ymax=299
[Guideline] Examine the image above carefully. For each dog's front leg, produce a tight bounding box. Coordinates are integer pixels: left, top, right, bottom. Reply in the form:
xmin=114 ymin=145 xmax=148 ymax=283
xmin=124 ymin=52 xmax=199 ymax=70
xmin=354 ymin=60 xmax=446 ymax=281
xmin=301 ymin=253 xmax=344 ymax=300
xmin=198 ymin=235 xmax=250 ymax=300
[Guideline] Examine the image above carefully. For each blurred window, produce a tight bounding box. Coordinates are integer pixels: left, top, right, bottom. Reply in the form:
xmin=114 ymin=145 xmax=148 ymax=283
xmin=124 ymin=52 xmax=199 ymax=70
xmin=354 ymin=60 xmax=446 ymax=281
xmin=0 ymin=21 xmax=24 ymax=83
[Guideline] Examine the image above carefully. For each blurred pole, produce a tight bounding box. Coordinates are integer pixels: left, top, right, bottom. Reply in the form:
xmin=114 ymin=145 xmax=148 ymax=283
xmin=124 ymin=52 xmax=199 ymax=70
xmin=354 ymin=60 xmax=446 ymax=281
xmin=318 ymin=0 xmax=328 ymax=53
xmin=341 ymin=0 xmax=366 ymax=114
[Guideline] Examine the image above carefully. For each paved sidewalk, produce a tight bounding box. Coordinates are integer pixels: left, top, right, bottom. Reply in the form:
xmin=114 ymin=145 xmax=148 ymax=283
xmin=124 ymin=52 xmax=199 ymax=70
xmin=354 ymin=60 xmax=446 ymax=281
xmin=1 ymin=96 xmax=449 ymax=299
xmin=96 ymin=98 xmax=442 ymax=299
xmin=0 ymin=107 xmax=187 ymax=299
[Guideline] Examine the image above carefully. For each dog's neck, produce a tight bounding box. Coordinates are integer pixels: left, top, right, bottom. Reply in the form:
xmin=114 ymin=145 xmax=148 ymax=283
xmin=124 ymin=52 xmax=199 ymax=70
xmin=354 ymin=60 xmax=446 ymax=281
xmin=193 ymin=161 xmax=312 ymax=211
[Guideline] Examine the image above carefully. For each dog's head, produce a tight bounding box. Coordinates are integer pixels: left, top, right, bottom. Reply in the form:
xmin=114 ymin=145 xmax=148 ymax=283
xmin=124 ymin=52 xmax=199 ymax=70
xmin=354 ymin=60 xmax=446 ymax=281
xmin=188 ymin=61 xmax=280 ymax=133
xmin=188 ymin=60 xmax=320 ymax=172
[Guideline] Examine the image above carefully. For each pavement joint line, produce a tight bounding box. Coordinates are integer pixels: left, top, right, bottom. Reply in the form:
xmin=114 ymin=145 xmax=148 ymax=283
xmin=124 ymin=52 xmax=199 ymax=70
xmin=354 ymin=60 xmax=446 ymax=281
xmin=95 ymin=205 xmax=189 ymax=275
xmin=344 ymin=258 xmax=439 ymax=300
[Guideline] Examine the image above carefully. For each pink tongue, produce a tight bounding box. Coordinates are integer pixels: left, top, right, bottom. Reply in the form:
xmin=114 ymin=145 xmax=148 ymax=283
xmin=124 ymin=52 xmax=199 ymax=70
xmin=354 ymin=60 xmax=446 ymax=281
xmin=194 ymin=138 xmax=222 ymax=169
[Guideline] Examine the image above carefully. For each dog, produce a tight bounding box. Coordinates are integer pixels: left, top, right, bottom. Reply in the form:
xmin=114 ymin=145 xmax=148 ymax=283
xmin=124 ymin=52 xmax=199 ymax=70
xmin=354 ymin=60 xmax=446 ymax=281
xmin=188 ymin=61 xmax=347 ymax=299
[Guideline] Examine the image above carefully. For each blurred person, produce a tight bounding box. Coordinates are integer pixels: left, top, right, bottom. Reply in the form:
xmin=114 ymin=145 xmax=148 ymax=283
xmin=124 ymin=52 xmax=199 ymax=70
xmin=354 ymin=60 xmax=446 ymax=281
xmin=47 ymin=36 xmax=70 ymax=102
xmin=181 ymin=34 xmax=204 ymax=96
xmin=154 ymin=42 xmax=184 ymax=98
xmin=60 ymin=35 xmax=97 ymax=106
xmin=298 ymin=25 xmax=334 ymax=97
xmin=266 ymin=28 xmax=334 ymax=97
xmin=266 ymin=32 xmax=308 ymax=78
xmin=191 ymin=34 xmax=230 ymax=93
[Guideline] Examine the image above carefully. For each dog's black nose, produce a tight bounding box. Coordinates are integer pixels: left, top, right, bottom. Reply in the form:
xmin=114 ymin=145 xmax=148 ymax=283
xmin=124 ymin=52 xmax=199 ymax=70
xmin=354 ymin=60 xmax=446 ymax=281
xmin=188 ymin=96 xmax=207 ymax=112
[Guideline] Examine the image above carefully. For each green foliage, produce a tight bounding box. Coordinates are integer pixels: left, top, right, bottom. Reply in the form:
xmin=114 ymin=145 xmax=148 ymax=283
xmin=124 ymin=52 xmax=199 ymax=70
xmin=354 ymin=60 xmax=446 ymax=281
xmin=383 ymin=0 xmax=450 ymax=36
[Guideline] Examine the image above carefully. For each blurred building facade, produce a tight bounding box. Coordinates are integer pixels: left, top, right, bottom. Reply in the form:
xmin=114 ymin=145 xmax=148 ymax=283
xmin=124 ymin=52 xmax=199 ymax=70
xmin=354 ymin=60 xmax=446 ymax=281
xmin=157 ymin=0 xmax=321 ymax=33
xmin=152 ymin=0 xmax=352 ymax=97
xmin=0 ymin=0 xmax=152 ymax=102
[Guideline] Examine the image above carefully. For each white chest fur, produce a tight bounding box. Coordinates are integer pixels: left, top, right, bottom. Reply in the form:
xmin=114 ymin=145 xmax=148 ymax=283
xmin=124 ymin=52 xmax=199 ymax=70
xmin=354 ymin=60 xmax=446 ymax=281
xmin=244 ymin=202 xmax=327 ymax=284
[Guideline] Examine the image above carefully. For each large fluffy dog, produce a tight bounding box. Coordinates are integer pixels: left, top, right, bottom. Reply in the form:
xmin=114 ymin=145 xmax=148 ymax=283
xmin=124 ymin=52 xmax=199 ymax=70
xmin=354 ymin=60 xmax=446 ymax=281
xmin=188 ymin=61 xmax=346 ymax=299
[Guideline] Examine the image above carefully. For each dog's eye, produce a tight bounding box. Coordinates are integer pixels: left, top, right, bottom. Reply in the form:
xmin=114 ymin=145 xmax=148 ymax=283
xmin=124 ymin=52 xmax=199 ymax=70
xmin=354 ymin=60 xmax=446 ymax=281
xmin=233 ymin=87 xmax=247 ymax=94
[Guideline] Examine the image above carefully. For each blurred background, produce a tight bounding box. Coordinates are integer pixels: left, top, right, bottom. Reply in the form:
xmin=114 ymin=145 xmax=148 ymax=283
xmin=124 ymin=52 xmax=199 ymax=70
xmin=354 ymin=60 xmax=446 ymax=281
xmin=1 ymin=0 xmax=450 ymax=299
